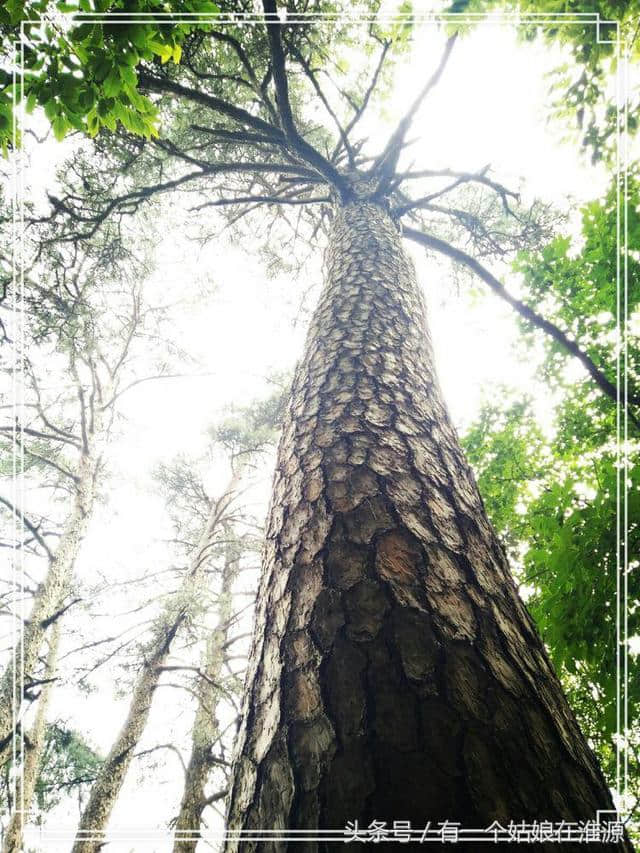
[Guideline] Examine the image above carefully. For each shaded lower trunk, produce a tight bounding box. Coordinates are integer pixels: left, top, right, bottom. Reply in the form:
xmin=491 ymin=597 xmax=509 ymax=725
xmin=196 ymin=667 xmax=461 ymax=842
xmin=225 ymin=201 xmax=629 ymax=852
xmin=2 ymin=623 xmax=60 ymax=853
xmin=172 ymin=538 xmax=238 ymax=852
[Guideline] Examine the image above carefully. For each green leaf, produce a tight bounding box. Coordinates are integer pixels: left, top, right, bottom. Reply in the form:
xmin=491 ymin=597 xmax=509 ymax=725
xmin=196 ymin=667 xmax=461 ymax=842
xmin=43 ymin=99 xmax=58 ymax=121
xmin=101 ymin=111 xmax=116 ymax=131
xmin=102 ymin=67 xmax=121 ymax=98
xmin=148 ymin=41 xmax=174 ymax=63
xmin=52 ymin=114 xmax=68 ymax=141
xmin=86 ymin=107 xmax=99 ymax=136
xmin=127 ymin=24 xmax=150 ymax=50
xmin=118 ymin=64 xmax=137 ymax=90
xmin=26 ymin=91 xmax=38 ymax=114
xmin=5 ymin=0 xmax=25 ymax=26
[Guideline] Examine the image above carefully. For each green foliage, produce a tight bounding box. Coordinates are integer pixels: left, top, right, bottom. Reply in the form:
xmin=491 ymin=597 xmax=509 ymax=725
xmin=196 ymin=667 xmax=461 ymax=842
xmin=28 ymin=722 xmax=102 ymax=815
xmin=0 ymin=0 xmax=418 ymax=155
xmin=0 ymin=0 xmax=221 ymax=150
xmin=462 ymin=172 xmax=640 ymax=802
xmin=465 ymin=389 xmax=639 ymax=798
xmin=463 ymin=393 xmax=548 ymax=550
xmin=512 ymin=170 xmax=639 ymax=401
xmin=212 ymin=378 xmax=289 ymax=455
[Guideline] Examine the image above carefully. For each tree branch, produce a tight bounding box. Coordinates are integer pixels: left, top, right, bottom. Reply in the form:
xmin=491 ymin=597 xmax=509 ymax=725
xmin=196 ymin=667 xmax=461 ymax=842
xmin=0 ymin=495 xmax=54 ymax=561
xmin=402 ymin=226 xmax=639 ymax=422
xmin=285 ymin=39 xmax=355 ymax=167
xmin=262 ymin=0 xmax=352 ymax=200
xmin=43 ymin=160 xmax=319 ymax=241
xmin=341 ymin=36 xmax=391 ymax=145
xmin=371 ymin=33 xmax=457 ymax=193
xmin=138 ymin=71 xmax=287 ymax=145
xmin=102 ymin=371 xmax=217 ymax=410
xmin=202 ymin=28 xmax=279 ymax=123
xmin=203 ymin=788 xmax=229 ymax=806
xmin=0 ymin=424 xmax=80 ymax=449
xmin=394 ymin=166 xmax=520 ymax=215
xmin=189 ymin=191 xmax=331 ymax=214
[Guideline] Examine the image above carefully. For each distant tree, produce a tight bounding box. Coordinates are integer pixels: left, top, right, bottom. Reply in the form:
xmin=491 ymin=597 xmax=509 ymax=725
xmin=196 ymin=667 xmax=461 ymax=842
xmin=1 ymin=711 xmax=104 ymax=844
xmin=0 ymin=231 xmax=150 ymax=760
xmin=171 ymin=392 xmax=286 ymax=851
xmin=171 ymin=529 xmax=243 ymax=853
xmin=72 ymin=390 xmax=282 ymax=853
xmin=1 ymin=623 xmax=59 ymax=853
xmin=0 ymin=186 xmax=186 ymax=850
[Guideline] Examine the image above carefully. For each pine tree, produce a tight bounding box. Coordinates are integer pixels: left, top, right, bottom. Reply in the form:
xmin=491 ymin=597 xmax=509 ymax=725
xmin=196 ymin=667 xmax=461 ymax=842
xmin=6 ymin=4 xmax=636 ymax=849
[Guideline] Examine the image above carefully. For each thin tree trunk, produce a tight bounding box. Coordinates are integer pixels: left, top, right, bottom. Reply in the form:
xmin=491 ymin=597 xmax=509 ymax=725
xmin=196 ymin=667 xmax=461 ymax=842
xmin=0 ymin=448 xmax=97 ymax=761
xmin=172 ymin=535 xmax=239 ymax=852
xmin=72 ymin=472 xmax=241 ymax=853
xmin=225 ymin=201 xmax=630 ymax=852
xmin=2 ymin=622 xmax=60 ymax=853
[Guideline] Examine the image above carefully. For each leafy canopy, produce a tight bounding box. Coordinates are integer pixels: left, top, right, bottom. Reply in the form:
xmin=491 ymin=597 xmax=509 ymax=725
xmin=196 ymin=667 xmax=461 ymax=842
xmin=0 ymin=0 xmax=220 ymax=150
xmin=462 ymin=171 xmax=640 ymax=805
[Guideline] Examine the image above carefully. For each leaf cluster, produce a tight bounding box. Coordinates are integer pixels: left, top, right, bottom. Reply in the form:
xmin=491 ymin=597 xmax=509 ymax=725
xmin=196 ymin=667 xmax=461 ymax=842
xmin=462 ymin=173 xmax=640 ymax=798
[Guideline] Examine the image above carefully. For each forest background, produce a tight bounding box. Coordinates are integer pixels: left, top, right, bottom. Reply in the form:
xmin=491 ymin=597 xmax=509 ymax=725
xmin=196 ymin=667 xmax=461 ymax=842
xmin=0 ymin=0 xmax=638 ymax=850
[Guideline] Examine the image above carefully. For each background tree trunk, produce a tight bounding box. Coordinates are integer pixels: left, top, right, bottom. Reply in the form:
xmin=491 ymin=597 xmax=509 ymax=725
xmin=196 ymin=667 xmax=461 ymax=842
xmin=2 ymin=622 xmax=60 ymax=853
xmin=225 ymin=201 xmax=629 ymax=852
xmin=172 ymin=535 xmax=239 ymax=852
xmin=72 ymin=472 xmax=240 ymax=853
xmin=0 ymin=448 xmax=97 ymax=761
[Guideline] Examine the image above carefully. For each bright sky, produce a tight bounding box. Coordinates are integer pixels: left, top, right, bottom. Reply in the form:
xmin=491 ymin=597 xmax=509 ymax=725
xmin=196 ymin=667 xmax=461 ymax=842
xmin=9 ymin=13 xmax=627 ymax=852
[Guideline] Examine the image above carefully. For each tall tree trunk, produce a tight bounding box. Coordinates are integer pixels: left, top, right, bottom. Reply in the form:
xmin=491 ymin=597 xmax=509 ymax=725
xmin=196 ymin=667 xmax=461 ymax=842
xmin=172 ymin=535 xmax=239 ymax=853
xmin=2 ymin=622 xmax=60 ymax=853
xmin=0 ymin=448 xmax=97 ymax=761
xmin=72 ymin=472 xmax=241 ymax=853
xmin=225 ymin=201 xmax=629 ymax=852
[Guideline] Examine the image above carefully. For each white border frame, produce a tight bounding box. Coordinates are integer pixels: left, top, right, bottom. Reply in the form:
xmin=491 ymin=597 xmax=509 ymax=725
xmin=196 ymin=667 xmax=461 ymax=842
xmin=9 ymin=7 xmax=631 ymax=847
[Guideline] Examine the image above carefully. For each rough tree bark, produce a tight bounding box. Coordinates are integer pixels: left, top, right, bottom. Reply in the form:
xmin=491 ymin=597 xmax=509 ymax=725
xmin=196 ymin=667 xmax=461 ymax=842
xmin=2 ymin=622 xmax=60 ymax=853
xmin=72 ymin=472 xmax=241 ymax=853
xmin=0 ymin=443 xmax=99 ymax=761
xmin=172 ymin=534 xmax=239 ymax=852
xmin=225 ymin=200 xmax=630 ymax=852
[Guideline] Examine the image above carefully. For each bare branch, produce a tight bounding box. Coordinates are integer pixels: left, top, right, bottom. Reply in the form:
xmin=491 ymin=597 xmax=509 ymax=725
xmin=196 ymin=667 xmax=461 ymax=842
xmin=0 ymin=495 xmax=54 ymax=561
xmin=261 ymin=0 xmax=352 ymax=200
xmin=402 ymin=226 xmax=640 ymax=422
xmin=340 ymin=36 xmax=391 ymax=145
xmin=394 ymin=166 xmax=520 ymax=215
xmin=285 ymin=39 xmax=355 ymax=166
xmin=189 ymin=191 xmax=331 ymax=214
xmin=133 ymin=743 xmax=187 ymax=777
xmin=203 ymin=788 xmax=229 ymax=806
xmin=371 ymin=34 xmax=458 ymax=192
xmin=40 ymin=597 xmax=83 ymax=629
xmin=138 ymin=71 xmax=286 ymax=144
xmin=103 ymin=371 xmax=217 ymax=410
xmin=0 ymin=424 xmax=80 ymax=449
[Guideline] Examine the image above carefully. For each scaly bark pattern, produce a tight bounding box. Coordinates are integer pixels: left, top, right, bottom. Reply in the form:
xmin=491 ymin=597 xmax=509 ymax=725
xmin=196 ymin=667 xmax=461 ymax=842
xmin=225 ymin=201 xmax=629 ymax=852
